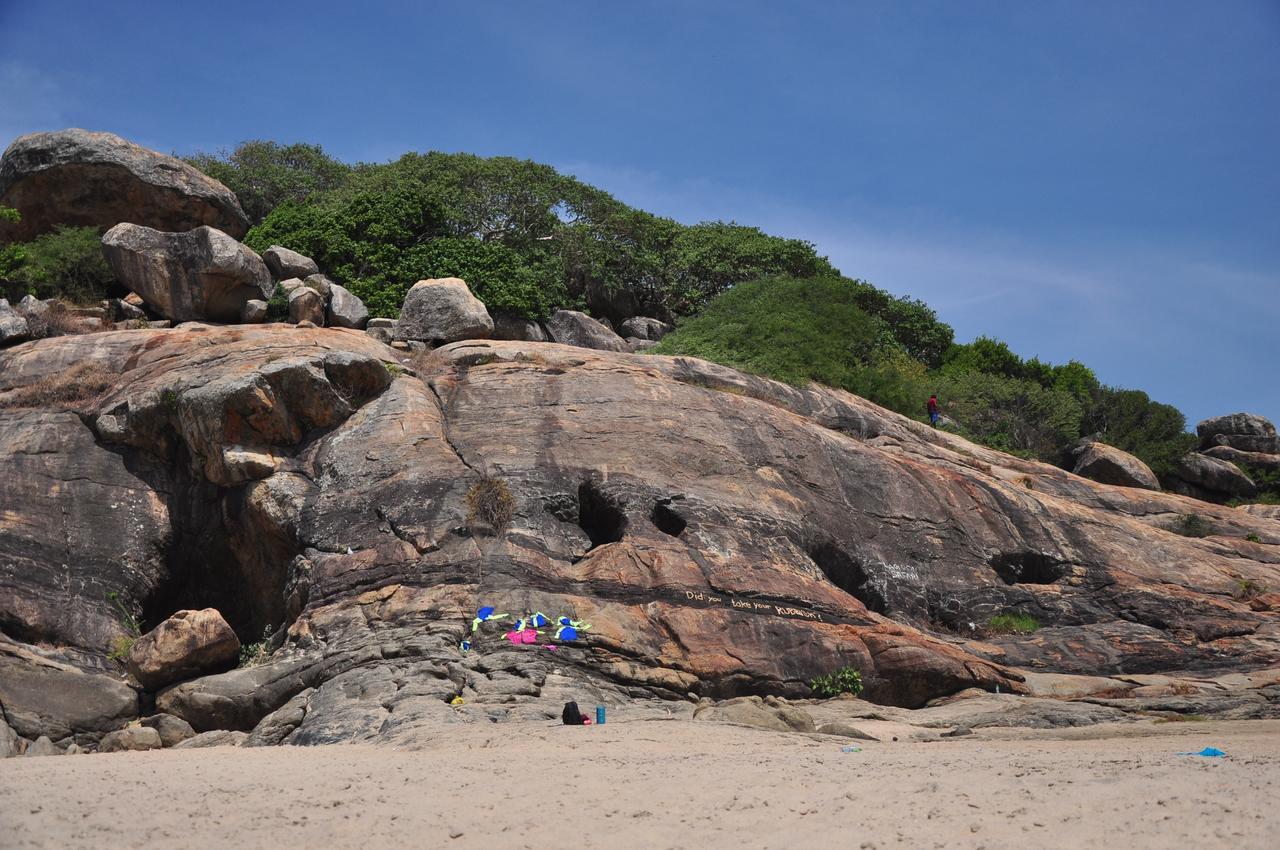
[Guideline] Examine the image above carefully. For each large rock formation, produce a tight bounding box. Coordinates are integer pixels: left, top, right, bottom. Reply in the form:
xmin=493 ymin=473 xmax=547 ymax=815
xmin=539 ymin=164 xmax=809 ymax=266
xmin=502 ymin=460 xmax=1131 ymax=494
xmin=262 ymin=246 xmax=319 ymax=280
xmin=101 ymin=224 xmax=274 ymax=322
xmin=394 ymin=278 xmax=493 ymax=344
xmin=1198 ymin=412 xmax=1280 ymax=455
xmin=0 ymin=328 xmax=1277 ymax=744
xmin=0 ymin=129 xmax=248 ymax=241
xmin=1169 ymin=452 xmax=1257 ymax=502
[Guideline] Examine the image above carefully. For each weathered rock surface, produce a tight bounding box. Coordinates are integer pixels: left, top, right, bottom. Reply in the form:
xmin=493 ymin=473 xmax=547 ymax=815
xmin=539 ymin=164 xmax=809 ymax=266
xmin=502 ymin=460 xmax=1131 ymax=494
xmin=171 ymin=729 xmax=248 ymax=749
xmin=1 ymin=330 xmax=1278 ymax=747
xmin=693 ymin=696 xmax=816 ymax=733
xmin=1198 ymin=412 xmax=1276 ymax=445
xmin=1210 ymin=434 xmax=1280 ymax=454
xmin=0 ymin=298 xmax=31 ymax=346
xmin=0 ymin=129 xmax=248 ymax=241
xmin=620 ymin=316 xmax=672 ymax=341
xmin=492 ymin=314 xmax=548 ymax=342
xmin=1170 ymin=452 xmax=1256 ymax=501
xmin=394 ymin=278 xmax=493 ymax=343
xmin=102 ymin=224 xmax=273 ymax=322
xmin=24 ymin=735 xmax=61 ymax=757
xmin=545 ymin=310 xmax=630 ymax=352
xmin=287 ymin=287 xmax=325 ymax=325
xmin=326 ymin=283 xmax=369 ymax=329
xmin=1203 ymin=444 xmax=1280 ymax=472
xmin=98 ymin=725 xmax=162 ymax=752
xmin=0 ymin=713 xmax=18 ymax=757
xmin=1072 ymin=441 xmax=1160 ymax=491
xmin=127 ymin=608 xmax=240 ymax=690
xmin=262 ymin=246 xmax=319 ymax=280
xmin=139 ymin=713 xmax=197 ymax=747
xmin=240 ymin=299 xmax=268 ymax=324
xmin=0 ymin=646 xmax=137 ymax=743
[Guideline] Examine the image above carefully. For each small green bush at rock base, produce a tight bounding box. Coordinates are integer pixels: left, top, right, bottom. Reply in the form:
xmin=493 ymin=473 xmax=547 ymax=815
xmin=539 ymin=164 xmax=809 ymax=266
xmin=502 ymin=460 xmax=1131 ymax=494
xmin=239 ymin=626 xmax=275 ymax=668
xmin=987 ymin=613 xmax=1040 ymax=635
xmin=1244 ymin=533 xmax=1262 ymax=544
xmin=809 ymin=666 xmax=864 ymax=698
xmin=107 ymin=635 xmax=135 ymax=663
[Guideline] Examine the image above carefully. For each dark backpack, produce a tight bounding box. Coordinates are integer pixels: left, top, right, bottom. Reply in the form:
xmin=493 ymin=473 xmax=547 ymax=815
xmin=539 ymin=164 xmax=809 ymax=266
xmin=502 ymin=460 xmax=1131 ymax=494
xmin=562 ymin=701 xmax=585 ymax=725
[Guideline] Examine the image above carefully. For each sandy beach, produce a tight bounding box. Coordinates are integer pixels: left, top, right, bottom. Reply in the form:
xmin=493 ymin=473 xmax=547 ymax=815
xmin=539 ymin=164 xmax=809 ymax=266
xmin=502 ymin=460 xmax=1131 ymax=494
xmin=2 ymin=718 xmax=1277 ymax=850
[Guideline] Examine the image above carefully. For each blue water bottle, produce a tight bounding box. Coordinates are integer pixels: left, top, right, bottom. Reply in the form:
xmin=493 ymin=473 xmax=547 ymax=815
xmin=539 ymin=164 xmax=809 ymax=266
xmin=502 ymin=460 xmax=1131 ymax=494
xmin=595 ymin=704 xmax=606 ymax=725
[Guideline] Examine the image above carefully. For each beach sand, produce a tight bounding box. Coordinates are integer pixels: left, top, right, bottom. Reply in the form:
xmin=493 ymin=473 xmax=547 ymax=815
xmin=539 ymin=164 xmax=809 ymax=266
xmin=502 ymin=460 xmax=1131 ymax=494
xmin=2 ymin=718 xmax=1277 ymax=849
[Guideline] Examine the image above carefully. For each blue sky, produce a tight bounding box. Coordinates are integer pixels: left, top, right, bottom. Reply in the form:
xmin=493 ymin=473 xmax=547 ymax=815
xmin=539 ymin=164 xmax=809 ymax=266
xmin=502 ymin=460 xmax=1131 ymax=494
xmin=2 ymin=0 xmax=1276 ymax=427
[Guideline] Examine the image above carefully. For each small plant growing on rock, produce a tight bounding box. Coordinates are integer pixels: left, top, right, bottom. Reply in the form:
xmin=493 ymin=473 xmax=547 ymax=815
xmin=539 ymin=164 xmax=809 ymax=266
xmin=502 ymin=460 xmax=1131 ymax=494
xmin=383 ymin=361 xmax=405 ymax=376
xmin=987 ymin=613 xmax=1040 ymax=635
xmin=465 ymin=476 xmax=516 ymax=533
xmin=809 ymin=666 xmax=864 ymax=698
xmin=105 ymin=591 xmax=141 ymax=663
xmin=1235 ymin=578 xmax=1267 ymax=601
xmin=1244 ymin=533 xmax=1262 ymax=544
xmin=1170 ymin=513 xmax=1212 ymax=538
xmin=239 ymin=626 xmax=275 ymax=668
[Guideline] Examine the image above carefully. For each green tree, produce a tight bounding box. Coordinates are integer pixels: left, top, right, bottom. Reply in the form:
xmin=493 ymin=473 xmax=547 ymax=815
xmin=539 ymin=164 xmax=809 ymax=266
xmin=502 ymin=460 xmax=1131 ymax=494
xmin=186 ymin=140 xmax=352 ymax=224
xmin=1080 ymin=387 xmax=1195 ymax=477
xmin=8 ymin=226 xmax=115 ymax=303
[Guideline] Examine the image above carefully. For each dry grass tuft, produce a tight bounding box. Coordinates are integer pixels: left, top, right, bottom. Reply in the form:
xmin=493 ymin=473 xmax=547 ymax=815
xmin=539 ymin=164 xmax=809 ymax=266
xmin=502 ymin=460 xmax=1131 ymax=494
xmin=465 ymin=476 xmax=516 ymax=533
xmin=0 ymin=361 xmax=119 ymax=410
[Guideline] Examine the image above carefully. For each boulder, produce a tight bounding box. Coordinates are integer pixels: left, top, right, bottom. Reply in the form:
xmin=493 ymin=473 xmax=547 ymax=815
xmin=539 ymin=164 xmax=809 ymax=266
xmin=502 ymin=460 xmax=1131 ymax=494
xmin=139 ymin=713 xmax=197 ymax=747
xmin=108 ymin=297 xmax=147 ymax=322
xmin=171 ymin=730 xmax=248 ymax=749
xmin=0 ymin=129 xmax=249 ymax=241
xmin=1197 ymin=412 xmax=1276 ymax=447
xmin=1210 ymin=434 xmax=1280 ymax=454
xmin=126 ymin=608 xmax=241 ymax=691
xmin=277 ymin=277 xmax=306 ymax=296
xmin=1072 ymin=442 xmax=1160 ymax=490
xmin=627 ymin=337 xmax=657 ymax=352
xmin=544 ymin=310 xmax=630 ymax=352
xmin=0 ymin=298 xmax=30 ymax=346
xmin=262 ymin=246 xmax=319 ymax=280
xmin=156 ymin=658 xmax=315 ymax=732
xmin=101 ymin=223 xmax=273 ymax=322
xmin=1171 ymin=453 xmax=1257 ymax=500
xmin=0 ymin=654 xmax=137 ymax=741
xmin=620 ymin=316 xmax=673 ymax=341
xmin=98 ymin=726 xmax=162 ymax=753
xmin=394 ymin=278 xmax=493 ymax=344
xmin=240 ymin=299 xmax=268 ymax=324
xmin=1241 ymin=504 xmax=1280 ymax=521
xmin=1202 ymin=445 xmax=1280 ymax=472
xmin=366 ymin=323 xmax=395 ymax=345
xmin=326 ymin=283 xmax=369 ymax=329
xmin=287 ymin=287 xmax=325 ymax=325
xmin=492 ymin=314 xmax=549 ymax=342
xmin=0 ymin=714 xmax=18 ymax=758
xmin=693 ymin=696 xmax=816 ymax=733
xmin=304 ymin=274 xmax=335 ymax=300
xmin=24 ymin=735 xmax=61 ymax=757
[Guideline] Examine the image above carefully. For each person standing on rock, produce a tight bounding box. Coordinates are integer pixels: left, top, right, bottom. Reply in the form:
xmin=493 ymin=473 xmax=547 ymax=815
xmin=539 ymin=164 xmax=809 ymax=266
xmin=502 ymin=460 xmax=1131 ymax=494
xmin=928 ymin=394 xmax=942 ymax=428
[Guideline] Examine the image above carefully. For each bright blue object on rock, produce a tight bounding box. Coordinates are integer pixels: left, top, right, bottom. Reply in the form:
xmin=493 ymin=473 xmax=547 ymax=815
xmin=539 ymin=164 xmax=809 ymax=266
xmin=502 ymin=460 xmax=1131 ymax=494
xmin=1177 ymin=747 xmax=1227 ymax=757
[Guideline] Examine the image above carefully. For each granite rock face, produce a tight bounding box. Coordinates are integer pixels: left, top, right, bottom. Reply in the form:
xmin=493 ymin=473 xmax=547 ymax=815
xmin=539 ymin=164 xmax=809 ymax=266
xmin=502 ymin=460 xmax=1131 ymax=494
xmin=0 ymin=129 xmax=248 ymax=241
xmin=0 ymin=329 xmax=1277 ymax=746
xmin=262 ymin=246 xmax=319 ymax=280
xmin=101 ymin=224 xmax=274 ymax=322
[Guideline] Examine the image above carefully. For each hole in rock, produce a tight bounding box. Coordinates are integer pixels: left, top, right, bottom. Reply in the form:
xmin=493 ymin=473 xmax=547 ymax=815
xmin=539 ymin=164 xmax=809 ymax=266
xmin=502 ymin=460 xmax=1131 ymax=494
xmin=651 ymin=500 xmax=688 ymax=538
xmin=577 ymin=480 xmax=627 ymax=549
xmin=139 ymin=459 xmax=290 ymax=643
xmin=806 ymin=540 xmax=886 ymax=613
xmin=988 ymin=551 xmax=1066 ymax=585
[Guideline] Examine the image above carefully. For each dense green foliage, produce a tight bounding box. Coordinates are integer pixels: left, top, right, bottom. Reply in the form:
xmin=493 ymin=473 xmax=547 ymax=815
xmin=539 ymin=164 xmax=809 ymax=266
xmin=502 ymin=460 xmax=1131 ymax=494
xmin=987 ymin=613 xmax=1040 ymax=634
xmin=652 ymin=276 xmax=933 ymax=416
xmin=185 ymin=141 xmax=352 ymax=225
xmin=223 ymin=144 xmax=828 ymax=321
xmin=1 ymin=225 xmax=116 ymax=303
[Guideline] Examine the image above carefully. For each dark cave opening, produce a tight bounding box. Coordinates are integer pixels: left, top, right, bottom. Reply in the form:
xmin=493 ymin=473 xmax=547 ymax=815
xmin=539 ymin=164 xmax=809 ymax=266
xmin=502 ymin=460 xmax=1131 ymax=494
xmin=650 ymin=499 xmax=688 ymax=538
xmin=807 ymin=540 xmax=886 ymax=614
xmin=988 ymin=551 xmax=1067 ymax=585
xmin=577 ymin=480 xmax=627 ymax=549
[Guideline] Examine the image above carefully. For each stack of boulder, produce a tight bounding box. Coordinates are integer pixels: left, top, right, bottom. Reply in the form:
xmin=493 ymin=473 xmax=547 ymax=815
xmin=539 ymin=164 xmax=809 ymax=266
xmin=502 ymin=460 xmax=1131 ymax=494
xmin=1164 ymin=413 xmax=1278 ymax=504
xmin=368 ymin=280 xmax=671 ymax=356
xmin=261 ymin=245 xmax=368 ymax=329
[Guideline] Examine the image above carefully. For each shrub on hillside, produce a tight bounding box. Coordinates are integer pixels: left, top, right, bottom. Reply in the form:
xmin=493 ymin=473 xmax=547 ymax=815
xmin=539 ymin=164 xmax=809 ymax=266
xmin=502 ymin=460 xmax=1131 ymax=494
xmin=3 ymin=226 xmax=116 ymax=304
xmin=652 ymin=275 xmax=931 ymax=418
xmin=185 ymin=140 xmax=352 ymax=224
